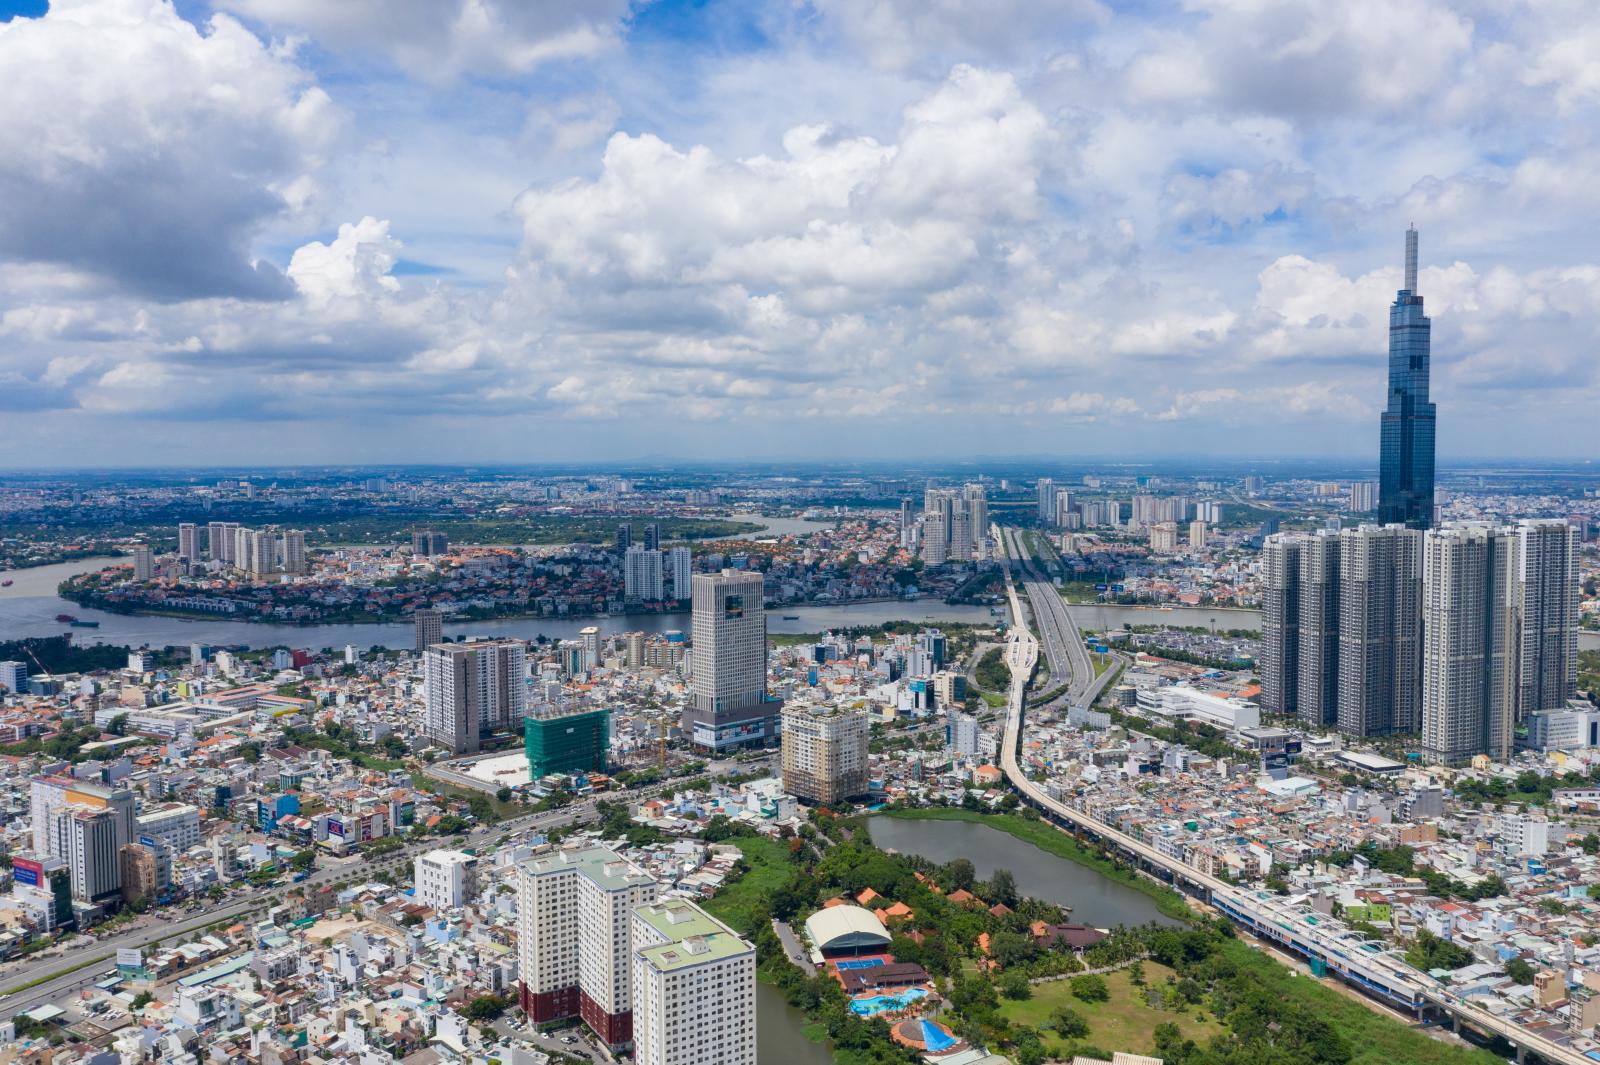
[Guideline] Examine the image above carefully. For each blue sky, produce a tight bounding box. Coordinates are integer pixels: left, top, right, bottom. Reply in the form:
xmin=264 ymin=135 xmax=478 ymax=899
xmin=0 ymin=0 xmax=1596 ymax=466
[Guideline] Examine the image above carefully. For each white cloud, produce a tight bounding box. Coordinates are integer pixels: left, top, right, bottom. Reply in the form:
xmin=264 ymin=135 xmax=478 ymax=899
xmin=218 ymin=0 xmax=630 ymax=81
xmin=0 ymin=0 xmax=340 ymax=300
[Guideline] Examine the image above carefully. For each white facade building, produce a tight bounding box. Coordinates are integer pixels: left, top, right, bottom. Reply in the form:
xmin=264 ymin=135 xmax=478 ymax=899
xmin=631 ymin=899 xmax=757 ymax=1065
xmin=413 ymin=849 xmax=478 ymax=910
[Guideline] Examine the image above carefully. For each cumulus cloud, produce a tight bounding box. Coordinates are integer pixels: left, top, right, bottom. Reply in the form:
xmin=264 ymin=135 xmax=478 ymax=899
xmin=0 ymin=0 xmax=340 ymax=300
xmin=218 ymin=0 xmax=631 ymax=81
xmin=2 ymin=1 xmax=1600 ymax=461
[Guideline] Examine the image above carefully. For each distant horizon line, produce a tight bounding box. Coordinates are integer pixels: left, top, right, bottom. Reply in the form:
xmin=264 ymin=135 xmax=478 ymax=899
xmin=0 ymin=456 xmax=1594 ymax=475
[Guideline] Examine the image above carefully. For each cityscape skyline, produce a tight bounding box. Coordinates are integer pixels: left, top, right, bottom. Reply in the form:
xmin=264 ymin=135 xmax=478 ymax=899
xmin=2 ymin=1 xmax=1599 ymax=464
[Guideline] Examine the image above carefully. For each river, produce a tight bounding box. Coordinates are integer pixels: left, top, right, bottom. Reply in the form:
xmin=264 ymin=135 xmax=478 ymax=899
xmin=6 ymin=556 xmax=1599 ymax=654
xmin=0 ymin=556 xmax=1004 ymax=649
xmin=866 ymin=815 xmax=1183 ymax=929
xmin=756 ymin=981 xmax=833 ymax=1065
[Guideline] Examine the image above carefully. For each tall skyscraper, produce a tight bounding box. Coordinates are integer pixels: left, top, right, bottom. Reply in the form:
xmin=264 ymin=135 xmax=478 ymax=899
xmin=625 ymin=545 xmax=666 ymax=601
xmin=1515 ymin=519 xmax=1579 ymax=717
xmin=413 ymin=609 xmax=443 ymax=653
xmin=422 ymin=639 xmax=528 ymax=754
xmin=1337 ymin=524 xmax=1423 ymax=737
xmin=1420 ymin=524 xmax=1516 ymax=764
xmin=667 ymin=546 xmax=693 ymax=601
xmin=281 ymin=529 xmax=307 ymax=574
xmin=207 ymin=521 xmax=238 ymax=562
xmin=130 ymin=543 xmax=153 ymax=581
xmin=898 ymin=499 xmax=914 ymax=549
xmin=781 ymin=704 xmax=869 ymax=804
xmin=1377 ymin=227 xmax=1436 ymax=529
xmin=615 ymin=524 xmax=632 ymax=553
xmin=1297 ymin=531 xmax=1342 ymax=729
xmin=683 ymin=570 xmax=774 ymax=751
xmin=412 ymin=529 xmax=449 ymax=558
xmin=1259 ymin=534 xmax=1302 ymax=717
xmin=1037 ymin=478 xmax=1056 ymax=524
xmin=642 ymin=522 xmax=661 ymax=551
xmin=177 ymin=523 xmax=200 ymax=561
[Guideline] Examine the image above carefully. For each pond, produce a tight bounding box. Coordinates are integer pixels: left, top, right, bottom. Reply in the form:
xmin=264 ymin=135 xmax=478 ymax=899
xmin=866 ymin=815 xmax=1182 ymax=928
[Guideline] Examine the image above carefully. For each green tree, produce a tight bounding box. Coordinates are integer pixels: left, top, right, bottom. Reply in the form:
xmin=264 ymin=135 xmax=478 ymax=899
xmin=1070 ymin=974 xmax=1109 ymax=1002
xmin=999 ymin=970 xmax=1032 ymax=1000
xmin=1051 ymin=1005 xmax=1090 ymax=1039
xmin=1505 ymin=958 xmax=1535 ymax=984
xmin=988 ymin=868 xmax=1019 ymax=908
xmin=946 ymin=858 xmax=976 ymax=891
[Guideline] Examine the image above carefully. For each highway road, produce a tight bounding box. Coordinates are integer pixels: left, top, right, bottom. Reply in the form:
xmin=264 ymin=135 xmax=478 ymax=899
xmin=993 ymin=526 xmax=1590 ymax=1065
xmin=999 ymin=526 xmax=1118 ymax=709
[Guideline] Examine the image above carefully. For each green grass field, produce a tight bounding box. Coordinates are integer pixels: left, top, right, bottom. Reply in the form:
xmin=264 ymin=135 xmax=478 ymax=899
xmin=703 ymin=836 xmax=797 ymax=933
xmin=999 ymin=962 xmax=1220 ymax=1057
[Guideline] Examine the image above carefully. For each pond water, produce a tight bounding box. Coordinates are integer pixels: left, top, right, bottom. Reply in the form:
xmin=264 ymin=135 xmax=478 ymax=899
xmin=866 ymin=815 xmax=1183 ymax=928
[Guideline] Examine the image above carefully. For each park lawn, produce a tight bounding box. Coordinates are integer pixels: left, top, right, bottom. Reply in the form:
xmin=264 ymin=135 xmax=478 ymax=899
xmin=999 ymin=962 xmax=1220 ymax=1057
xmin=703 ymin=836 xmax=797 ymax=934
xmin=980 ymin=691 xmax=1008 ymax=708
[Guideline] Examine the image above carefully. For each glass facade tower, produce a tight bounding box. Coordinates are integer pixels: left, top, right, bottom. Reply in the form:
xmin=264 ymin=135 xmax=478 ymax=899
xmin=1378 ymin=227 xmax=1436 ymax=529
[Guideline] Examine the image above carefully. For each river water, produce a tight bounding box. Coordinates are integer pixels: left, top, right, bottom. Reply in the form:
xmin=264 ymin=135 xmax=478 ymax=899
xmin=0 ymin=557 xmax=1004 ymax=649
xmin=866 ymin=815 xmax=1183 ymax=928
xmin=6 ymin=556 xmax=1599 ymax=653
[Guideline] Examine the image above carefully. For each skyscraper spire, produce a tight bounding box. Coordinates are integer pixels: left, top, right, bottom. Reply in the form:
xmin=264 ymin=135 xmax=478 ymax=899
xmin=1404 ymin=226 xmax=1418 ymax=293
xmin=1378 ymin=226 xmax=1436 ymax=529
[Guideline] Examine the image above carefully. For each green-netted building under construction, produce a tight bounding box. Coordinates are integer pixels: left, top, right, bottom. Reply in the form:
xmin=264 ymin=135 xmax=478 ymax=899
xmin=524 ymin=707 xmax=610 ymax=781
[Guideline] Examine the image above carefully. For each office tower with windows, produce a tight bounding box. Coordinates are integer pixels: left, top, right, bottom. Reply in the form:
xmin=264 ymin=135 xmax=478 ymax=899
xmin=414 ymin=609 xmax=443 ymax=653
xmin=63 ymin=807 xmax=123 ymax=904
xmin=899 ymin=499 xmax=914 ymax=549
xmin=683 ymin=570 xmax=774 ymax=751
xmin=781 ymin=704 xmax=869 ymax=804
xmin=1516 ymin=519 xmax=1579 ymax=717
xmin=631 ymin=899 xmax=757 ymax=1065
xmin=625 ymin=545 xmax=666 ymax=601
xmin=965 ymin=483 xmax=989 ymax=558
xmin=615 ymin=524 xmax=632 ymax=553
xmin=667 ymin=546 xmax=692 ymax=601
xmin=1338 ymin=524 xmax=1423 ymax=737
xmin=1421 ymin=525 xmax=1516 ymax=764
xmin=1378 ymin=227 xmax=1436 ymax=529
xmin=642 ymin=522 xmax=660 ymax=551
xmin=422 ymin=639 xmax=528 ymax=754
xmin=1037 ymin=478 xmax=1056 ymax=524
xmin=1260 ymin=534 xmax=1302 ymax=717
xmin=177 ymin=523 xmax=199 ymax=561
xmin=580 ymin=626 xmax=602 ymax=671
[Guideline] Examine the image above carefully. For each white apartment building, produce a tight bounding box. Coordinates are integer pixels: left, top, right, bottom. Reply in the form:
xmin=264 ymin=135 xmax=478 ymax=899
xmin=135 ymin=803 xmax=202 ymax=853
xmin=625 ymin=545 xmax=666 ymax=601
xmin=131 ymin=543 xmax=153 ymax=580
xmin=516 ymin=844 xmax=657 ymax=1049
xmin=631 ymin=899 xmax=757 ymax=1065
xmin=413 ymin=849 xmax=478 ymax=911
xmin=667 ymin=546 xmax=692 ymax=601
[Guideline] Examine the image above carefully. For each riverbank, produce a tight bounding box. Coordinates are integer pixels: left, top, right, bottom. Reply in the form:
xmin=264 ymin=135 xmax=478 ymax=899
xmin=876 ymin=807 xmax=1196 ymax=923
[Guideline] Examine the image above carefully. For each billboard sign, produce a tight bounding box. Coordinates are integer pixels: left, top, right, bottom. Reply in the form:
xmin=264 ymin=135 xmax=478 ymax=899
xmin=117 ymin=948 xmax=143 ymax=968
xmin=12 ymin=856 xmax=43 ymax=888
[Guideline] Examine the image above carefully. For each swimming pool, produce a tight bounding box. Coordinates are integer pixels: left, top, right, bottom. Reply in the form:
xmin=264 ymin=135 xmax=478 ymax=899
xmin=850 ymin=987 xmax=929 ymax=1016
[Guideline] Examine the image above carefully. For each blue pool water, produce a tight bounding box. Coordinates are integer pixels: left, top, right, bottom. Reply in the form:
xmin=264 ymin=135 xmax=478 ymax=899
xmin=834 ymin=958 xmax=884 ymax=971
xmin=850 ymin=987 xmax=928 ymax=1016
xmin=920 ymin=1021 xmax=958 ymax=1052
